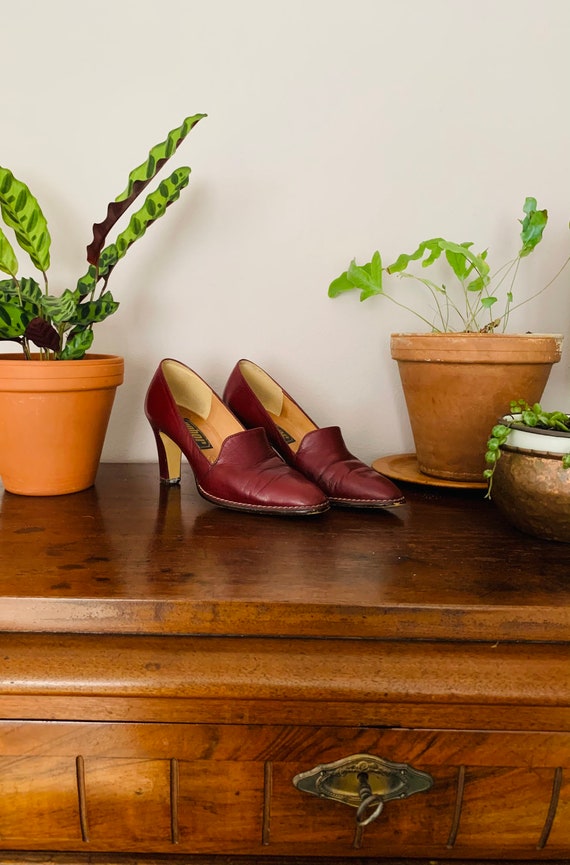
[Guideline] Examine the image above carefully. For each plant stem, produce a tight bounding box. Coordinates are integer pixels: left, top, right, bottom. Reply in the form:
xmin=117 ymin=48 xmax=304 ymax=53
xmin=397 ymin=274 xmax=464 ymax=330
xmin=13 ymin=275 xmax=22 ymax=306
xmin=461 ymin=279 xmax=482 ymax=331
xmin=58 ymin=323 xmax=66 ymax=356
xmin=499 ymin=257 xmax=520 ymax=331
xmin=503 ymin=253 xmax=570 ymax=318
xmin=490 ymin=257 xmax=518 ymax=292
xmin=379 ymin=289 xmax=445 ymax=331
xmin=98 ymin=273 xmax=110 ymax=299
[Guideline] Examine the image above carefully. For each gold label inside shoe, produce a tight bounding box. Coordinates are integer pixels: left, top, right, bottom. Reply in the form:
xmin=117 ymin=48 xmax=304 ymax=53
xmin=276 ymin=425 xmax=296 ymax=445
xmin=184 ymin=418 xmax=213 ymax=450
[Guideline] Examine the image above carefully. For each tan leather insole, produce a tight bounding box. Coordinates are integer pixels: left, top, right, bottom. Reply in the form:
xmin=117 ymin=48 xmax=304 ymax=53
xmin=266 ymin=398 xmax=316 ymax=454
xmin=178 ymin=399 xmax=242 ymax=464
xmin=240 ymin=361 xmax=317 ymax=454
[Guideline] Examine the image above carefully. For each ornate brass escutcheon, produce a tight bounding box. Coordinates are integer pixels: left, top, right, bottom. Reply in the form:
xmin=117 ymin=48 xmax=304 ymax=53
xmin=292 ymin=753 xmax=433 ymax=827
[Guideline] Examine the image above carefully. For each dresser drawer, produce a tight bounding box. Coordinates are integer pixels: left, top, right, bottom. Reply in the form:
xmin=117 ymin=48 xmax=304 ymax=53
xmin=0 ymin=721 xmax=568 ymax=859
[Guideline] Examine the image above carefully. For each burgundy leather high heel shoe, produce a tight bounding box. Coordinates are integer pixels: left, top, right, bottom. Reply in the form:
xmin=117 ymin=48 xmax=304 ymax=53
xmin=145 ymin=359 xmax=329 ymax=515
xmin=224 ymin=359 xmax=406 ymax=509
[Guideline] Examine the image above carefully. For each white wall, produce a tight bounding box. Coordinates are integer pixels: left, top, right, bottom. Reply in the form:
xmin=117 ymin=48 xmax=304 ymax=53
xmin=2 ymin=0 xmax=570 ymax=464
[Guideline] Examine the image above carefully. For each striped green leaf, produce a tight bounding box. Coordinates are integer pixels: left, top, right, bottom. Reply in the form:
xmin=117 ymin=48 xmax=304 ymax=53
xmin=116 ymin=114 xmax=205 ymax=201
xmin=60 ymin=326 xmax=94 ymax=359
xmin=0 ymin=299 xmax=31 ymax=338
xmin=19 ymin=276 xmax=43 ymax=306
xmin=40 ymin=288 xmax=78 ymax=324
xmin=87 ymin=113 xmax=206 ymax=266
xmin=96 ymin=245 xmax=120 ymax=279
xmin=71 ymin=291 xmax=119 ymax=326
xmin=0 ymin=277 xmax=42 ymax=318
xmin=0 ymin=278 xmax=18 ymax=298
xmin=76 ymin=265 xmax=97 ymax=298
xmin=95 ymin=167 xmax=191 ymax=280
xmin=0 ymin=167 xmax=51 ymax=272
xmin=0 ymin=226 xmax=18 ymax=276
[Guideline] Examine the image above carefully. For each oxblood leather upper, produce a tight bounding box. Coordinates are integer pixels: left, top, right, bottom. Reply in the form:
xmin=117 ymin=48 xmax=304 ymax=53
xmin=145 ymin=360 xmax=329 ymax=514
xmin=294 ymin=425 xmax=405 ymax=504
xmin=204 ymin=427 xmax=327 ymax=511
xmin=224 ymin=360 xmax=406 ymax=507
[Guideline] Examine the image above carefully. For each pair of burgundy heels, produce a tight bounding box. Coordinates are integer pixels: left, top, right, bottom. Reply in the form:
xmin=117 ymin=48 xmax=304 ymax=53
xmin=145 ymin=358 xmax=405 ymax=516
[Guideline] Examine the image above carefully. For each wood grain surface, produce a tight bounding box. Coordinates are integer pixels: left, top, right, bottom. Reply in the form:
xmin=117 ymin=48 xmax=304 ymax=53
xmin=1 ymin=464 xmax=570 ymax=641
xmin=1 ymin=465 xmax=569 ymax=862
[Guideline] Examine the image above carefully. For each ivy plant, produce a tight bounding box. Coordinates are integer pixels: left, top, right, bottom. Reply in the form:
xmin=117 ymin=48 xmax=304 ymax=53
xmin=484 ymin=399 xmax=570 ymax=496
xmin=0 ymin=113 xmax=206 ymax=359
xmin=329 ymin=198 xmax=570 ymax=333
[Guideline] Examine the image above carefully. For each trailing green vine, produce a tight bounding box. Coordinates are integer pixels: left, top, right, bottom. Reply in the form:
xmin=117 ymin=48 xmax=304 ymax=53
xmin=484 ymin=400 xmax=570 ymax=497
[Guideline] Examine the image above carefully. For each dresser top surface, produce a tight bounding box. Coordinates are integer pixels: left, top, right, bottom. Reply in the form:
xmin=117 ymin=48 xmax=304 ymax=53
xmin=1 ymin=463 xmax=569 ymax=642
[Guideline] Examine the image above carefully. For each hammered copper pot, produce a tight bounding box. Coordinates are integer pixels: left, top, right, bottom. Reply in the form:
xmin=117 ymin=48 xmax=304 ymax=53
xmin=492 ymin=446 xmax=570 ymax=543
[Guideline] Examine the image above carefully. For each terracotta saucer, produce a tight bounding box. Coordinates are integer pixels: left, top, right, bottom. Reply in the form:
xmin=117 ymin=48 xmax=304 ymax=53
xmin=372 ymin=453 xmax=487 ymax=490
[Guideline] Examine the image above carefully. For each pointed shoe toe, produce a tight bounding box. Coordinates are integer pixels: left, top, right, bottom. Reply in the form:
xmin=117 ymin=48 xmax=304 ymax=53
xmin=294 ymin=426 xmax=406 ymax=508
xmin=223 ymin=359 xmax=405 ymax=509
xmin=145 ymin=359 xmax=329 ymax=516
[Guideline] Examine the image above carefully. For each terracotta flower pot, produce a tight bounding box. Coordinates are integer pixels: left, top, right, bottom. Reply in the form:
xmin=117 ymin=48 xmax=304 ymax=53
xmin=390 ymin=333 xmax=563 ymax=482
xmin=0 ymin=353 xmax=124 ymax=496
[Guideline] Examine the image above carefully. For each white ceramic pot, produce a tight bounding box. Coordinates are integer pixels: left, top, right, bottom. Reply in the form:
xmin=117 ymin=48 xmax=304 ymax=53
xmin=501 ymin=413 xmax=570 ymax=455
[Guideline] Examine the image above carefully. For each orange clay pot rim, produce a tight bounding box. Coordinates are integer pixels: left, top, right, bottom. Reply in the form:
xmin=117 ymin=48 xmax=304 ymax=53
xmin=0 ymin=353 xmax=124 ymax=388
xmin=0 ymin=353 xmax=124 ymax=375
xmin=390 ymin=332 xmax=564 ymax=338
xmin=390 ymin=332 xmax=563 ymax=362
xmin=0 ymin=353 xmax=123 ymax=363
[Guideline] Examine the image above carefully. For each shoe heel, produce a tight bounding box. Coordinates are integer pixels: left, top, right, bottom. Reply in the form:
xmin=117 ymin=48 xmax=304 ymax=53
xmin=152 ymin=428 xmax=182 ymax=484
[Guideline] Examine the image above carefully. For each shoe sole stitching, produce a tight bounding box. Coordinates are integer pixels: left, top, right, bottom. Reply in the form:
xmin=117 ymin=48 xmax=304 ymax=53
xmin=197 ymin=484 xmax=329 ymax=515
xmin=328 ymin=496 xmax=406 ymax=507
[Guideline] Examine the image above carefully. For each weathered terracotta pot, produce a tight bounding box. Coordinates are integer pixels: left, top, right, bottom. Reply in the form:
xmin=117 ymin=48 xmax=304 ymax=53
xmin=0 ymin=354 xmax=124 ymax=496
xmin=390 ymin=333 xmax=563 ymax=482
xmin=492 ymin=438 xmax=570 ymax=543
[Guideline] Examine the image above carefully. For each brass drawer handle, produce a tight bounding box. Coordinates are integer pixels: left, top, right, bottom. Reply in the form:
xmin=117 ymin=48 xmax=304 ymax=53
xmin=293 ymin=753 xmax=433 ymax=827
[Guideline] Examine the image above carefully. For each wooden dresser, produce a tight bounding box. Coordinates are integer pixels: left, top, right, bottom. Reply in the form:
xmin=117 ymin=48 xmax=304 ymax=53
xmin=1 ymin=463 xmax=569 ymax=865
